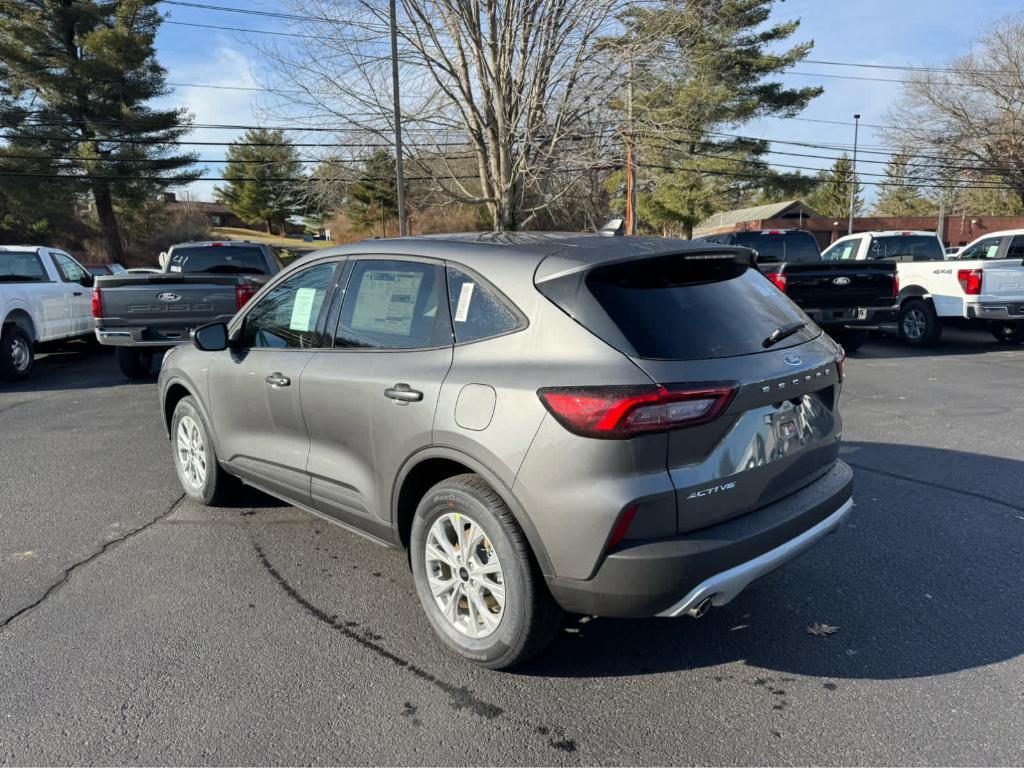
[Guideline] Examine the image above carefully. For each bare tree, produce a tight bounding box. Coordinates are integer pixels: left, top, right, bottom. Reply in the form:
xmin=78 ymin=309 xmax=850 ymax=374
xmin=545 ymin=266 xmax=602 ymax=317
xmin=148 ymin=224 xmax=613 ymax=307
xmin=256 ymin=0 xmax=627 ymax=230
xmin=886 ymin=14 xmax=1024 ymax=206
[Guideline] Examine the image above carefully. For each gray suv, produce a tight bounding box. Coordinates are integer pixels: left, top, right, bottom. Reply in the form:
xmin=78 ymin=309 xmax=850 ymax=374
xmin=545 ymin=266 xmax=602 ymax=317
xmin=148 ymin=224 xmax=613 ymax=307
xmin=158 ymin=234 xmax=854 ymax=668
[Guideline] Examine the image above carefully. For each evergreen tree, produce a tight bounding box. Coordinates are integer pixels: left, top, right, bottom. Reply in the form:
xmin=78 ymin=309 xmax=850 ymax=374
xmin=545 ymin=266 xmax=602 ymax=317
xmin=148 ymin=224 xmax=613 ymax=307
xmin=874 ymin=153 xmax=930 ymax=216
xmin=806 ymin=155 xmax=863 ymax=219
xmin=345 ymin=151 xmax=399 ymax=237
xmin=609 ymin=0 xmax=822 ymax=236
xmin=215 ymin=129 xmax=303 ymax=235
xmin=0 ymin=0 xmax=197 ymax=261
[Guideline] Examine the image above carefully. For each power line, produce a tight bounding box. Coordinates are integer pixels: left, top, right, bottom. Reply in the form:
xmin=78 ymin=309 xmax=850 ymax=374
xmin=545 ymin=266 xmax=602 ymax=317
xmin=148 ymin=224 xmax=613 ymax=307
xmin=803 ymin=58 xmax=1014 ymax=77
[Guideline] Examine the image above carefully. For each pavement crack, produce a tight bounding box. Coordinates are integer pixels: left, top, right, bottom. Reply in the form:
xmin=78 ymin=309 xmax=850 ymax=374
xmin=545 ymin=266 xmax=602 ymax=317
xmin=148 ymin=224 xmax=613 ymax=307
xmin=848 ymin=462 xmax=1024 ymax=515
xmin=0 ymin=493 xmax=186 ymax=632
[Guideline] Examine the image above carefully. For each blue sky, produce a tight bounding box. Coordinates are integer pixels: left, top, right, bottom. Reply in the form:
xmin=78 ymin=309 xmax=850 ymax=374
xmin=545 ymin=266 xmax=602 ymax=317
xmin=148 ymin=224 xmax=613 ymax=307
xmin=152 ymin=0 xmax=1023 ymax=202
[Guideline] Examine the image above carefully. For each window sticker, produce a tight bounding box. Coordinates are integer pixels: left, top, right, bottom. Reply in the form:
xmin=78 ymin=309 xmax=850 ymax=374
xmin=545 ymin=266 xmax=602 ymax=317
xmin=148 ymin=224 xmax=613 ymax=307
xmin=169 ymin=265 xmax=182 ymax=273
xmin=289 ymin=287 xmax=319 ymax=332
xmin=350 ymin=270 xmax=424 ymax=335
xmin=453 ymin=282 xmax=475 ymax=322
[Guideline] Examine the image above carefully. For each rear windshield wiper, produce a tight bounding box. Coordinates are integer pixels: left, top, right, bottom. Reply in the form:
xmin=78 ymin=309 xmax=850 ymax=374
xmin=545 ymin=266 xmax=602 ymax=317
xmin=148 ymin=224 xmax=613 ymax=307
xmin=763 ymin=321 xmax=807 ymax=348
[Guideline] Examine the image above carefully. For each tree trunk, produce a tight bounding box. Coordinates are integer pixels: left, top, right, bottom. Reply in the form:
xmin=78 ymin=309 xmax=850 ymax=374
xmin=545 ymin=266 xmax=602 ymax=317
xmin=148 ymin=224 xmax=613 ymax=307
xmin=91 ymin=180 xmax=126 ymax=264
xmin=265 ymin=219 xmax=273 ymax=234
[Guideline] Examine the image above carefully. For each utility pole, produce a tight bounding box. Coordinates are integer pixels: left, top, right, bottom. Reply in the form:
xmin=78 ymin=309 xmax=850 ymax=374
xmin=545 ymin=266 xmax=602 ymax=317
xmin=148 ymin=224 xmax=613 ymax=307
xmin=625 ymin=55 xmax=637 ymax=235
xmin=389 ymin=0 xmax=407 ymax=236
xmin=847 ymin=113 xmax=860 ymax=235
xmin=937 ymin=195 xmax=945 ymax=246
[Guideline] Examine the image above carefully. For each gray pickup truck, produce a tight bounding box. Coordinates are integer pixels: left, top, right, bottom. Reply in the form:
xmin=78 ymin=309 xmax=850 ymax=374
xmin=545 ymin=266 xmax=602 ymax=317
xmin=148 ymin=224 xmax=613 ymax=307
xmin=93 ymin=241 xmax=283 ymax=378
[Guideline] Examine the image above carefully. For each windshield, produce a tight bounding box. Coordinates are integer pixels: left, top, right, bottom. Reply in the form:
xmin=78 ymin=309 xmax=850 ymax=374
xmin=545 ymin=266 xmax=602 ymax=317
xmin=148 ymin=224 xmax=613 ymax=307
xmin=167 ymin=246 xmax=270 ymax=275
xmin=730 ymin=232 xmax=821 ymax=265
xmin=0 ymin=251 xmax=48 ymax=283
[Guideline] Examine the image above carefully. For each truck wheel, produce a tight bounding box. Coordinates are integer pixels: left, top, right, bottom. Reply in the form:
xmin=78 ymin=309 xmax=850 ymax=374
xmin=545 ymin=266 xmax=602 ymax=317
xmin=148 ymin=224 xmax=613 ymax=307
xmin=170 ymin=396 xmax=236 ymax=505
xmin=990 ymin=322 xmax=1024 ymax=344
xmin=0 ymin=324 xmax=34 ymax=382
xmin=832 ymin=329 xmax=867 ymax=353
xmin=410 ymin=474 xmax=562 ymax=670
xmin=117 ymin=347 xmax=154 ymax=379
xmin=898 ymin=300 xmax=942 ymax=347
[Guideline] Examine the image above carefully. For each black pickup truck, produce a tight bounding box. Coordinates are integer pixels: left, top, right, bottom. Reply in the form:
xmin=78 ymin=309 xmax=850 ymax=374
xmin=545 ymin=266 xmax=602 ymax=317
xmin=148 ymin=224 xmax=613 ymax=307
xmin=94 ymin=241 xmax=283 ymax=377
xmin=694 ymin=230 xmax=899 ymax=351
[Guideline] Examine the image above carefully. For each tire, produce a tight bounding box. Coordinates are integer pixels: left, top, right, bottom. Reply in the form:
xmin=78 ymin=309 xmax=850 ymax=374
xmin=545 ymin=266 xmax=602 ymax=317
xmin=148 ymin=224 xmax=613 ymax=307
xmin=410 ymin=474 xmax=562 ymax=669
xmin=990 ymin=321 xmax=1024 ymax=344
xmin=170 ymin=396 xmax=236 ymax=505
xmin=0 ymin=324 xmax=34 ymax=382
xmin=117 ymin=346 xmax=155 ymax=379
xmin=832 ymin=328 xmax=867 ymax=353
xmin=898 ymin=299 xmax=942 ymax=347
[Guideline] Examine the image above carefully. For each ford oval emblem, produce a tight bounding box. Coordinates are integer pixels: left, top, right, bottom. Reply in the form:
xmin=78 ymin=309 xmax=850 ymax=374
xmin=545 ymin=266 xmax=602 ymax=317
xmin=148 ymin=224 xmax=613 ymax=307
xmin=783 ymin=353 xmax=802 ymax=366
xmin=157 ymin=292 xmax=181 ymax=302
xmin=832 ymin=276 xmax=851 ymax=286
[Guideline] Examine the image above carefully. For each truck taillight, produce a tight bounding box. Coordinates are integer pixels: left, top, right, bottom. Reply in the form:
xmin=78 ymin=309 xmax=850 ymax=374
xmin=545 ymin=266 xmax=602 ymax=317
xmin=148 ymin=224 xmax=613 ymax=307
xmin=91 ymin=288 xmax=103 ymax=318
xmin=957 ymin=269 xmax=982 ymax=295
xmin=235 ymin=283 xmax=257 ymax=311
xmin=538 ymin=384 xmax=737 ymax=439
xmin=765 ymin=271 xmax=787 ymax=292
xmin=893 ymin=273 xmax=900 ymax=298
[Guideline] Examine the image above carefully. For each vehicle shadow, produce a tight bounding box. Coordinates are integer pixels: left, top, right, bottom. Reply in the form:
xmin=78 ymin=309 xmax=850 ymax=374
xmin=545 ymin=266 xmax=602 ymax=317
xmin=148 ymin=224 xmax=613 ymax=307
xmin=849 ymin=327 xmax=1015 ymax=359
xmin=519 ymin=440 xmax=1024 ymax=681
xmin=0 ymin=344 xmax=128 ymax=393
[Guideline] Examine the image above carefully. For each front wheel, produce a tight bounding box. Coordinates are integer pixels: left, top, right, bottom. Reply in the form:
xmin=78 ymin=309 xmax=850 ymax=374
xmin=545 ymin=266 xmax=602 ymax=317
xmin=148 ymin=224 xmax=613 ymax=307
xmin=410 ymin=474 xmax=562 ymax=669
xmin=170 ymin=396 xmax=235 ymax=505
xmin=990 ymin=321 xmax=1024 ymax=344
xmin=117 ymin=347 xmax=155 ymax=379
xmin=898 ymin=299 xmax=942 ymax=347
xmin=0 ymin=324 xmax=34 ymax=382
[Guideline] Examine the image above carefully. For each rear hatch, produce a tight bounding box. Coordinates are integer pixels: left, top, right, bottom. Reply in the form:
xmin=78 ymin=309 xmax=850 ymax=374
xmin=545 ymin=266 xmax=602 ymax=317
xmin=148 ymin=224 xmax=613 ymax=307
xmin=781 ymin=261 xmax=897 ymax=309
xmin=537 ymin=246 xmax=843 ymax=533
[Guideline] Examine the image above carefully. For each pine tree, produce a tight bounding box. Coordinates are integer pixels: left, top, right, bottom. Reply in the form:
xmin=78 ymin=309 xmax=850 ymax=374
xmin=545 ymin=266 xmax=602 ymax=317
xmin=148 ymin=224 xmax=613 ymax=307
xmin=0 ymin=0 xmax=198 ymax=261
xmin=874 ymin=153 xmax=930 ymax=216
xmin=807 ymin=155 xmax=863 ymax=219
xmin=610 ymin=0 xmax=822 ymax=236
xmin=215 ymin=129 xmax=303 ymax=235
xmin=345 ymin=151 xmax=399 ymax=237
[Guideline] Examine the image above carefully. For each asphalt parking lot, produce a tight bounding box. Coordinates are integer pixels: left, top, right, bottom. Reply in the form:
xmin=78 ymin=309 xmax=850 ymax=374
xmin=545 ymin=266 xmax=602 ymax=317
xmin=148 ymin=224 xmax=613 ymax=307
xmin=2 ymin=330 xmax=1023 ymax=765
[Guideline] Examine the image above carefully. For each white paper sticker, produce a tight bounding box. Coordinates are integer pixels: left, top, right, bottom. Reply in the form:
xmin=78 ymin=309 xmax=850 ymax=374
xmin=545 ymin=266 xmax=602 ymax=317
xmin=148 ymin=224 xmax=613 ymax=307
xmin=169 ymin=265 xmax=181 ymax=273
xmin=350 ymin=270 xmax=424 ymax=335
xmin=289 ymin=287 xmax=318 ymax=332
xmin=454 ymin=282 xmax=475 ymax=322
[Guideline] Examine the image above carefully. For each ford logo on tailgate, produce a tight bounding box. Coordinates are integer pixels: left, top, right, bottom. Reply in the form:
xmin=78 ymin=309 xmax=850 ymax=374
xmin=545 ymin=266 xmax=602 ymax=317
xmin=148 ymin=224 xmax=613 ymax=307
xmin=783 ymin=353 xmax=802 ymax=366
xmin=832 ymin=276 xmax=851 ymax=286
xmin=157 ymin=292 xmax=182 ymax=302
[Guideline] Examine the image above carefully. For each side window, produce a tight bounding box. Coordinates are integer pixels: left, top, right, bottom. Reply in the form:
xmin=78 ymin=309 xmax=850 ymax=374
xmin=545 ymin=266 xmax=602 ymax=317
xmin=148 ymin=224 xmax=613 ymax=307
xmin=336 ymin=259 xmax=452 ymax=350
xmin=240 ymin=262 xmax=338 ymax=349
xmin=958 ymin=237 xmax=1003 ymax=260
xmin=446 ymin=265 xmax=523 ymax=344
xmin=1007 ymin=236 xmax=1024 ymax=261
xmin=51 ymin=252 xmax=88 ymax=283
xmin=823 ymin=239 xmax=860 ymax=261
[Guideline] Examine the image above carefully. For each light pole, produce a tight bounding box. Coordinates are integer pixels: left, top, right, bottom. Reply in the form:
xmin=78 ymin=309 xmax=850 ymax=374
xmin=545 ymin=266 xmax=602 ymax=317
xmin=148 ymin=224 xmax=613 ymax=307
xmin=389 ymin=0 xmax=407 ymax=236
xmin=847 ymin=113 xmax=860 ymax=236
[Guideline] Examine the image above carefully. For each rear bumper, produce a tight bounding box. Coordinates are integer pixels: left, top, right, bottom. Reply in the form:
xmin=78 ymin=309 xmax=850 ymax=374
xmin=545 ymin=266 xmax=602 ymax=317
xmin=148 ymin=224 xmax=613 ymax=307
xmin=966 ymin=303 xmax=1024 ymax=321
xmin=96 ymin=316 xmax=234 ymax=347
xmin=545 ymin=460 xmax=853 ymax=617
xmin=95 ymin=330 xmax=183 ymax=347
xmin=803 ymin=306 xmax=897 ymax=327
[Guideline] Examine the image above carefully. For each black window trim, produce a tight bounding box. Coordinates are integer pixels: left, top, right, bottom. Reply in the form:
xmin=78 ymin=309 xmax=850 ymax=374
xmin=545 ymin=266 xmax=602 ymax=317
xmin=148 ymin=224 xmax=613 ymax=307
xmin=444 ymin=260 xmax=529 ymax=347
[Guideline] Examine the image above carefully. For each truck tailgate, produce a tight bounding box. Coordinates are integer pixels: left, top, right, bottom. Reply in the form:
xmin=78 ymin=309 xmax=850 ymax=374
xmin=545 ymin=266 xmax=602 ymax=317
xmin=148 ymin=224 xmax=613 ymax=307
xmin=94 ymin=274 xmax=248 ymax=332
xmin=782 ymin=262 xmax=897 ymax=308
xmin=982 ymin=267 xmax=1024 ymax=301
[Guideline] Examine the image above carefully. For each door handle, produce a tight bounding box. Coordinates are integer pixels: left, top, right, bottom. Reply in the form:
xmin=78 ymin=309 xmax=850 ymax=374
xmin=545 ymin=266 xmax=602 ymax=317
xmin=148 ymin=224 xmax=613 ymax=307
xmin=384 ymin=383 xmax=423 ymax=404
xmin=265 ymin=373 xmax=291 ymax=388
xmin=73 ymin=291 xmax=83 ymax=296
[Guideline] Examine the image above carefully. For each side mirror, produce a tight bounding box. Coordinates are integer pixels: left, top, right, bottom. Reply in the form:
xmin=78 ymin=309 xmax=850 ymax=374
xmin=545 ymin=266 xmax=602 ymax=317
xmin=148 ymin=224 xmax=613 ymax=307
xmin=158 ymin=251 xmax=168 ymax=269
xmin=192 ymin=322 xmax=229 ymax=352
xmin=79 ymin=274 xmax=94 ymax=288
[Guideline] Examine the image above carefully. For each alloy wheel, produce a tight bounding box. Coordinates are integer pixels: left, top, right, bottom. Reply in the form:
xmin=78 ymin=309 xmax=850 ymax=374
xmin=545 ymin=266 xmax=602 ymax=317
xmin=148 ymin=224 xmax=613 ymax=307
xmin=175 ymin=415 xmax=208 ymax=490
xmin=9 ymin=336 xmax=30 ymax=372
xmin=424 ymin=513 xmax=506 ymax=639
xmin=902 ymin=309 xmax=927 ymax=340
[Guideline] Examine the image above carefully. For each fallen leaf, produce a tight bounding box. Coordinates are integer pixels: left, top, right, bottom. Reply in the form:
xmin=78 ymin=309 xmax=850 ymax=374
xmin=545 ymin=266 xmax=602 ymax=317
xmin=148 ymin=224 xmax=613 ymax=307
xmin=806 ymin=623 xmax=839 ymax=637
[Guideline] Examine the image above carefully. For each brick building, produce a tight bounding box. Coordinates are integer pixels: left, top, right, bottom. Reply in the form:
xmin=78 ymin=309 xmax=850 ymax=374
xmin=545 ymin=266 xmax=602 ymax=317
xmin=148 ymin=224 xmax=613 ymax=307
xmin=694 ymin=200 xmax=1024 ymax=250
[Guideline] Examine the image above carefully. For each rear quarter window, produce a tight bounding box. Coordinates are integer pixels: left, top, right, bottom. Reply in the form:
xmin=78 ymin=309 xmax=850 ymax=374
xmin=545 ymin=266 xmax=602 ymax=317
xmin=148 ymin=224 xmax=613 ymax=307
xmin=446 ymin=265 xmax=523 ymax=343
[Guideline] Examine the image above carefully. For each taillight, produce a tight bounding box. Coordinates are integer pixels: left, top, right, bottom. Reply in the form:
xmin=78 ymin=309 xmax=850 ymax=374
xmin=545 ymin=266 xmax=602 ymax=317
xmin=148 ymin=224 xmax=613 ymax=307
xmin=892 ymin=273 xmax=900 ymax=298
xmin=957 ymin=269 xmax=982 ymax=295
xmin=537 ymin=384 xmax=737 ymax=439
xmin=91 ymin=288 xmax=103 ymax=318
xmin=836 ymin=347 xmax=846 ymax=381
xmin=765 ymin=271 xmax=787 ymax=292
xmin=235 ymin=283 xmax=257 ymax=310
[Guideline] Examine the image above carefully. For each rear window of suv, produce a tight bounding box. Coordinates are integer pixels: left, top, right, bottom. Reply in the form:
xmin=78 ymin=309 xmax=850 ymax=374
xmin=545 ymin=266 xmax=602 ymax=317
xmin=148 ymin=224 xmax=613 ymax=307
xmin=542 ymin=253 xmax=819 ymax=360
xmin=168 ymin=246 xmax=271 ymax=275
xmin=0 ymin=251 xmax=48 ymax=282
xmin=729 ymin=232 xmax=821 ymax=265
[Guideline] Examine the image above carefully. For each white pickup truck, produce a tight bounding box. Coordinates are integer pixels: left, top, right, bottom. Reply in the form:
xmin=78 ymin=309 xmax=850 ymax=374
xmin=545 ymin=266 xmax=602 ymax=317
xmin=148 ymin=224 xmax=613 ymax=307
xmin=823 ymin=230 xmax=1024 ymax=346
xmin=0 ymin=245 xmax=95 ymax=381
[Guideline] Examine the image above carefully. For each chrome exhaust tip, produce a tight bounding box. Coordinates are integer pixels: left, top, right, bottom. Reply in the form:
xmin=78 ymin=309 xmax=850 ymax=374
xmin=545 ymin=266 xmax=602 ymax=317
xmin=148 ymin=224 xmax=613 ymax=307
xmin=687 ymin=597 xmax=713 ymax=619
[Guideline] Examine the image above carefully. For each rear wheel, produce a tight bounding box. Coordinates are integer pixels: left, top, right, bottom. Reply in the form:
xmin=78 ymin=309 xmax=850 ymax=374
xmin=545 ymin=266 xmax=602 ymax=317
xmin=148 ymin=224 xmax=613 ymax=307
xmin=410 ymin=474 xmax=562 ymax=669
xmin=831 ymin=328 xmax=867 ymax=353
xmin=898 ymin=299 xmax=942 ymax=347
xmin=990 ymin=321 xmax=1024 ymax=344
xmin=117 ymin=347 xmax=155 ymax=379
xmin=0 ymin=324 xmax=34 ymax=382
